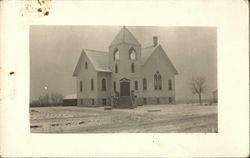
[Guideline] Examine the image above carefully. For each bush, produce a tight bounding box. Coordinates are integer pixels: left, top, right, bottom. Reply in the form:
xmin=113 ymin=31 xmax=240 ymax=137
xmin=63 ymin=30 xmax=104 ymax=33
xmin=30 ymin=93 xmax=63 ymax=107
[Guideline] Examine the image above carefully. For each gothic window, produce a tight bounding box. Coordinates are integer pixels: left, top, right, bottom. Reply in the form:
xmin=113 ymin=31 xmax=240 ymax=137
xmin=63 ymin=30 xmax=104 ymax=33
xmin=154 ymin=74 xmax=158 ymax=90
xmin=131 ymin=63 xmax=135 ymax=73
xmin=168 ymin=79 xmax=172 ymax=91
xmin=115 ymin=64 xmax=118 ymax=73
xmin=143 ymin=78 xmax=147 ymax=90
xmin=135 ymin=80 xmax=138 ymax=90
xmin=154 ymin=72 xmax=162 ymax=90
xmin=129 ymin=47 xmax=136 ymax=60
xmin=85 ymin=62 xmax=88 ymax=69
xmin=80 ymin=80 xmax=83 ymax=92
xmin=158 ymin=74 xmax=162 ymax=90
xmin=113 ymin=48 xmax=119 ymax=60
xmin=102 ymin=78 xmax=106 ymax=91
xmin=91 ymin=79 xmax=94 ymax=91
xmin=113 ymin=81 xmax=116 ymax=91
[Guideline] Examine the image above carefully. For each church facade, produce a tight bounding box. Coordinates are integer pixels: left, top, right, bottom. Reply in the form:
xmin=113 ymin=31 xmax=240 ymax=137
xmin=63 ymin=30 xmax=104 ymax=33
xmin=73 ymin=27 xmax=178 ymax=108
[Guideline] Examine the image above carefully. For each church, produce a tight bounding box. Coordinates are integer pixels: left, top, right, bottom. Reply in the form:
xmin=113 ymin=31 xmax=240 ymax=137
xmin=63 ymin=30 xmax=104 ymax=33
xmin=73 ymin=27 xmax=178 ymax=108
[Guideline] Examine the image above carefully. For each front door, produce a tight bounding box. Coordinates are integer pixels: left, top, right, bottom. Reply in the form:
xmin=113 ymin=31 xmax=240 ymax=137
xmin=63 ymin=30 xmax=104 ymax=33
xmin=120 ymin=81 xmax=130 ymax=96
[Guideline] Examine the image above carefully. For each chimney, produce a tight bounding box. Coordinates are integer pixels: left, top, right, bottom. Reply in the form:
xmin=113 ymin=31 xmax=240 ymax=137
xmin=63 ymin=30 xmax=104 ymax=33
xmin=153 ymin=36 xmax=158 ymax=47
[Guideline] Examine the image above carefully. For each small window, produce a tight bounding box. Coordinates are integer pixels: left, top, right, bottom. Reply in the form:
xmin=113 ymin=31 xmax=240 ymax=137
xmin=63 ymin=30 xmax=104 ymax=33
xmin=154 ymin=74 xmax=157 ymax=90
xmin=102 ymin=99 xmax=106 ymax=105
xmin=113 ymin=48 xmax=119 ymax=60
xmin=157 ymin=98 xmax=160 ymax=104
xmin=115 ymin=64 xmax=118 ymax=73
xmin=131 ymin=63 xmax=135 ymax=73
xmin=102 ymin=78 xmax=106 ymax=91
xmin=85 ymin=62 xmax=88 ymax=69
xmin=143 ymin=98 xmax=147 ymax=105
xmin=169 ymin=97 xmax=172 ymax=103
xmin=143 ymin=78 xmax=147 ymax=90
xmin=80 ymin=99 xmax=83 ymax=104
xmin=92 ymin=99 xmax=95 ymax=105
xmin=91 ymin=79 xmax=94 ymax=91
xmin=159 ymin=75 xmax=162 ymax=90
xmin=129 ymin=47 xmax=136 ymax=60
xmin=113 ymin=81 xmax=116 ymax=91
xmin=135 ymin=80 xmax=138 ymax=90
xmin=168 ymin=79 xmax=172 ymax=91
xmin=80 ymin=80 xmax=83 ymax=92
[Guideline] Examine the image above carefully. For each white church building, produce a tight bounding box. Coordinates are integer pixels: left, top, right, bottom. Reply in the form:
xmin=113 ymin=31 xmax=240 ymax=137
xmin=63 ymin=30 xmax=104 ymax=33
xmin=73 ymin=27 xmax=178 ymax=108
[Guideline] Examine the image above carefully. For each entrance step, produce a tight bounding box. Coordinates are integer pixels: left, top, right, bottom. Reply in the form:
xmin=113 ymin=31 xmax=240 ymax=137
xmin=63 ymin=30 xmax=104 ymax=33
xmin=116 ymin=96 xmax=133 ymax=109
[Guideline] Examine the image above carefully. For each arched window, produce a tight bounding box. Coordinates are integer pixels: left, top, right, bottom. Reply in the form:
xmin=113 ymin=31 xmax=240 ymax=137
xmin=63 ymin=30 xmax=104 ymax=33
xmin=135 ymin=80 xmax=138 ymax=90
xmin=80 ymin=80 xmax=83 ymax=92
xmin=115 ymin=64 xmax=118 ymax=73
xmin=91 ymin=79 xmax=94 ymax=91
xmin=129 ymin=47 xmax=136 ymax=60
xmin=113 ymin=48 xmax=119 ymax=61
xmin=113 ymin=81 xmax=116 ymax=91
xmin=131 ymin=63 xmax=135 ymax=73
xmin=168 ymin=79 xmax=172 ymax=91
xmin=158 ymin=74 xmax=162 ymax=90
xmin=102 ymin=78 xmax=106 ymax=91
xmin=154 ymin=74 xmax=158 ymax=90
xmin=85 ymin=62 xmax=88 ymax=69
xmin=143 ymin=78 xmax=147 ymax=90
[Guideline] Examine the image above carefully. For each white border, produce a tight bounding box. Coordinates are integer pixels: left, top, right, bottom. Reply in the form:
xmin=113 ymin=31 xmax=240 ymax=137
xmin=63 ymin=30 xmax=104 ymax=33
xmin=0 ymin=0 xmax=249 ymax=157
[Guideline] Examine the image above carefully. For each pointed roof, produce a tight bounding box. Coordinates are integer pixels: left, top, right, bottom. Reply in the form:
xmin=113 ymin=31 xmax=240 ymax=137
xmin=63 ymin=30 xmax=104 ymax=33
xmin=110 ymin=26 xmax=141 ymax=47
xmin=73 ymin=49 xmax=111 ymax=76
xmin=141 ymin=45 xmax=178 ymax=75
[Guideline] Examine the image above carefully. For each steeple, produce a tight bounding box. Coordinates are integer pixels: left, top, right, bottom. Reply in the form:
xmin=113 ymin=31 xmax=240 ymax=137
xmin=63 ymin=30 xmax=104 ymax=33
xmin=109 ymin=26 xmax=141 ymax=47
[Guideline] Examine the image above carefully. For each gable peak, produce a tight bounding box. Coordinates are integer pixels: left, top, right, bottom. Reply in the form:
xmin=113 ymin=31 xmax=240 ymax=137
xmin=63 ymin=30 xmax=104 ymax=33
xmin=110 ymin=26 xmax=141 ymax=47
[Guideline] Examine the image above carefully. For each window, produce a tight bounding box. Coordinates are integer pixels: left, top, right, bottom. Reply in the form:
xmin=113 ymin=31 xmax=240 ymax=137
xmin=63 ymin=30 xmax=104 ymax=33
xmin=143 ymin=78 xmax=147 ymax=90
xmin=158 ymin=74 xmax=162 ymax=90
xmin=113 ymin=81 xmax=116 ymax=91
xmin=92 ymin=99 xmax=95 ymax=105
xmin=154 ymin=72 xmax=162 ymax=90
xmin=129 ymin=47 xmax=136 ymax=60
xmin=115 ymin=64 xmax=118 ymax=73
xmin=135 ymin=80 xmax=138 ymax=90
xmin=169 ymin=97 xmax=172 ymax=103
xmin=131 ymin=63 xmax=135 ymax=73
xmin=91 ymin=79 xmax=94 ymax=91
xmin=154 ymin=74 xmax=158 ymax=90
xmin=157 ymin=98 xmax=160 ymax=104
xmin=102 ymin=78 xmax=106 ymax=91
xmin=168 ymin=79 xmax=172 ymax=91
xmin=113 ymin=48 xmax=119 ymax=60
xmin=80 ymin=99 xmax=83 ymax=104
xmin=102 ymin=99 xmax=106 ymax=105
xmin=85 ymin=62 xmax=88 ymax=69
xmin=80 ymin=80 xmax=83 ymax=92
xmin=143 ymin=98 xmax=147 ymax=105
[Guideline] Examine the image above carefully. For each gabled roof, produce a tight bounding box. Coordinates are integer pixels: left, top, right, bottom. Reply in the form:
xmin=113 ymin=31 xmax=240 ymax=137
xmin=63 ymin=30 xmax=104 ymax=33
xmin=141 ymin=44 xmax=178 ymax=75
xmin=141 ymin=45 xmax=158 ymax=64
xmin=110 ymin=26 xmax=141 ymax=47
xmin=73 ymin=49 xmax=111 ymax=76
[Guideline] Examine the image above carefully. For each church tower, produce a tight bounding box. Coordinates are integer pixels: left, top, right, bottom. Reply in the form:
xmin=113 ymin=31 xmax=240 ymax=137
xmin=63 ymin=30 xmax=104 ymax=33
xmin=108 ymin=26 xmax=142 ymax=98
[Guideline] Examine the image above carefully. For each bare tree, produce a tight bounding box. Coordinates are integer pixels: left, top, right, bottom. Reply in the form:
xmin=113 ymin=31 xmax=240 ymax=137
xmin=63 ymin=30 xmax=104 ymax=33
xmin=50 ymin=93 xmax=63 ymax=106
xmin=191 ymin=76 xmax=206 ymax=105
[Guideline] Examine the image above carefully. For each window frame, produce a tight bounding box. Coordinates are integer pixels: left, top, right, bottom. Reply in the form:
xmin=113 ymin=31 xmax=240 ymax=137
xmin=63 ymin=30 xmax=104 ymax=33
xmin=113 ymin=48 xmax=119 ymax=61
xmin=131 ymin=63 xmax=135 ymax=73
xmin=143 ymin=78 xmax=147 ymax=90
xmin=129 ymin=47 xmax=136 ymax=60
xmin=102 ymin=78 xmax=106 ymax=91
xmin=80 ymin=80 xmax=83 ymax=92
xmin=91 ymin=78 xmax=94 ymax=91
xmin=135 ymin=80 xmax=138 ymax=90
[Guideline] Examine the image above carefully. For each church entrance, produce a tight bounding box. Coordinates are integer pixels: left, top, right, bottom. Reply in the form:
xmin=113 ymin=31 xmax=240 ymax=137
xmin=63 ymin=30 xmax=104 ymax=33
xmin=120 ymin=78 xmax=130 ymax=96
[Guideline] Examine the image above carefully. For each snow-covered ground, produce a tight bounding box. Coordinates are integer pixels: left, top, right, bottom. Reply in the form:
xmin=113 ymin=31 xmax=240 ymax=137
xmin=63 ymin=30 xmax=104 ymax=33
xmin=30 ymin=104 xmax=217 ymax=133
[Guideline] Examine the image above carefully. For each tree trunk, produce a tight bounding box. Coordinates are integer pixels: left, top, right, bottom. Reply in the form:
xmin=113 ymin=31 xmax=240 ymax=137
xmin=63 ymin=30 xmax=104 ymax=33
xmin=198 ymin=93 xmax=202 ymax=105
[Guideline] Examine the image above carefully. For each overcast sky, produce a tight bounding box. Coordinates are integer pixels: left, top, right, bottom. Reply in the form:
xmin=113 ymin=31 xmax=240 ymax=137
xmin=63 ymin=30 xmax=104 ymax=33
xmin=30 ymin=26 xmax=217 ymax=102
